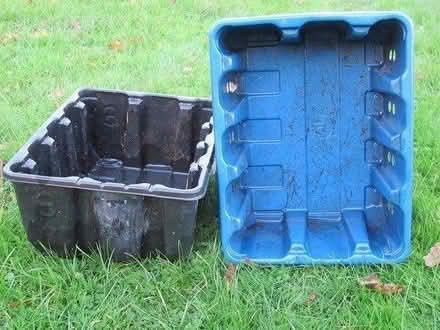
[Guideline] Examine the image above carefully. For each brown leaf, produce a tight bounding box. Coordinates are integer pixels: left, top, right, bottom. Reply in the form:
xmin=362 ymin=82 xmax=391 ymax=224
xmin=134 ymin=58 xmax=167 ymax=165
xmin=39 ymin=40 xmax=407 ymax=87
xmin=0 ymin=32 xmax=19 ymax=44
xmin=380 ymin=283 xmax=404 ymax=296
xmin=359 ymin=273 xmax=381 ymax=288
xmin=8 ymin=302 xmax=19 ymax=309
xmin=359 ymin=273 xmax=404 ymax=296
xmin=224 ymin=264 xmax=236 ymax=285
xmin=70 ymin=20 xmax=81 ymax=31
xmin=108 ymin=40 xmax=124 ymax=51
xmin=50 ymin=88 xmax=65 ymax=100
xmin=305 ymin=293 xmax=318 ymax=305
xmin=32 ymin=29 xmax=49 ymax=38
xmin=8 ymin=299 xmax=32 ymax=309
xmin=424 ymin=243 xmax=440 ymax=267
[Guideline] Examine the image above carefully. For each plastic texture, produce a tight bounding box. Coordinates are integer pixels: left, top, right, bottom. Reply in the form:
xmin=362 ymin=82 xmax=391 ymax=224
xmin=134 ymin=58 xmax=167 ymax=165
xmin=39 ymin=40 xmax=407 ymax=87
xmin=209 ymin=12 xmax=414 ymax=264
xmin=4 ymin=88 xmax=214 ymax=261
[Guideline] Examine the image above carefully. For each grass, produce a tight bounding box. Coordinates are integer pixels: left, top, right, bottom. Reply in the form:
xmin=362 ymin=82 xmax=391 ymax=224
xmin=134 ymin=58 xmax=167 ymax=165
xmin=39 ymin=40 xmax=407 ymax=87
xmin=1 ymin=0 xmax=440 ymax=328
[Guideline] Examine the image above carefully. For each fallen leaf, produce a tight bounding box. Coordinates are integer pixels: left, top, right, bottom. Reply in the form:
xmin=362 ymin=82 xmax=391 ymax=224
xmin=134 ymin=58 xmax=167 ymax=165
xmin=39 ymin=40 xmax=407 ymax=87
xmin=50 ymin=88 xmax=65 ymax=101
xmin=70 ymin=20 xmax=81 ymax=30
xmin=224 ymin=264 xmax=236 ymax=285
xmin=108 ymin=40 xmax=124 ymax=51
xmin=380 ymin=283 xmax=404 ymax=296
xmin=359 ymin=273 xmax=404 ymax=296
xmin=8 ymin=299 xmax=32 ymax=309
xmin=305 ymin=293 xmax=318 ymax=305
xmin=424 ymin=243 xmax=440 ymax=267
xmin=0 ymin=32 xmax=19 ymax=44
xmin=8 ymin=301 xmax=19 ymax=309
xmin=359 ymin=273 xmax=381 ymax=288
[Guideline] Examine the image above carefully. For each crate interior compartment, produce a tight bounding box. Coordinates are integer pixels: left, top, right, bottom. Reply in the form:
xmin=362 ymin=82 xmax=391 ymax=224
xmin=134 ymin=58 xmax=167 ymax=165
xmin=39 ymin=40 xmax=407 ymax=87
xmin=212 ymin=15 xmax=412 ymax=263
xmin=10 ymin=90 xmax=213 ymax=190
xmin=5 ymin=89 xmax=214 ymax=260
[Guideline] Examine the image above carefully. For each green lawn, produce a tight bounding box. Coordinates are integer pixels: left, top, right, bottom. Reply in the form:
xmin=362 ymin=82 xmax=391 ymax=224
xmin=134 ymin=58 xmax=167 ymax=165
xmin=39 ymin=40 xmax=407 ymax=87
xmin=1 ymin=0 xmax=440 ymax=328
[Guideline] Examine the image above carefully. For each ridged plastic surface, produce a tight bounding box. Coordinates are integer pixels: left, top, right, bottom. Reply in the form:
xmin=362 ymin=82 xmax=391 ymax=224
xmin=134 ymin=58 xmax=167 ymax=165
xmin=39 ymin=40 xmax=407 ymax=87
xmin=4 ymin=88 xmax=214 ymax=261
xmin=209 ymin=12 xmax=413 ymax=264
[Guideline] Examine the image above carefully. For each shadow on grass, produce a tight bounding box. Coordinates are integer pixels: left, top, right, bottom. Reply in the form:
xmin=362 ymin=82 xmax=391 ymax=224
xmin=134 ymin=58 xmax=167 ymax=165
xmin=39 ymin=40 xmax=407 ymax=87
xmin=194 ymin=176 xmax=219 ymax=249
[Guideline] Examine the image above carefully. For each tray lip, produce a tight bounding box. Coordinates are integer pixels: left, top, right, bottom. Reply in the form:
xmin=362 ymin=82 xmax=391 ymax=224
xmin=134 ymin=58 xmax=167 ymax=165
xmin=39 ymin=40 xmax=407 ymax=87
xmin=209 ymin=12 xmax=414 ymax=263
xmin=209 ymin=11 xmax=413 ymax=33
xmin=4 ymin=87 xmax=214 ymax=201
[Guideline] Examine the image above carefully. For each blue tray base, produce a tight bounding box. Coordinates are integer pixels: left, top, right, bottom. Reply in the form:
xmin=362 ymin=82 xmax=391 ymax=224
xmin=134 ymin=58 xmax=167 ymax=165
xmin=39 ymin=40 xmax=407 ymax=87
xmin=228 ymin=209 xmax=404 ymax=263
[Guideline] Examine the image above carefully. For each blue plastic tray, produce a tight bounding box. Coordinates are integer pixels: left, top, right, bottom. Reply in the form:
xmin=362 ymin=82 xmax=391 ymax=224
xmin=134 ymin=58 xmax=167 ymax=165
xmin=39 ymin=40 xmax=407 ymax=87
xmin=209 ymin=12 xmax=414 ymax=264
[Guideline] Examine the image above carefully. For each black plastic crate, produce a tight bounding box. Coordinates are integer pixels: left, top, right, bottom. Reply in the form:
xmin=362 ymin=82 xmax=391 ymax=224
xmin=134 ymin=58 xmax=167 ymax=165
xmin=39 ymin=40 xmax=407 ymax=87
xmin=4 ymin=88 xmax=214 ymax=261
